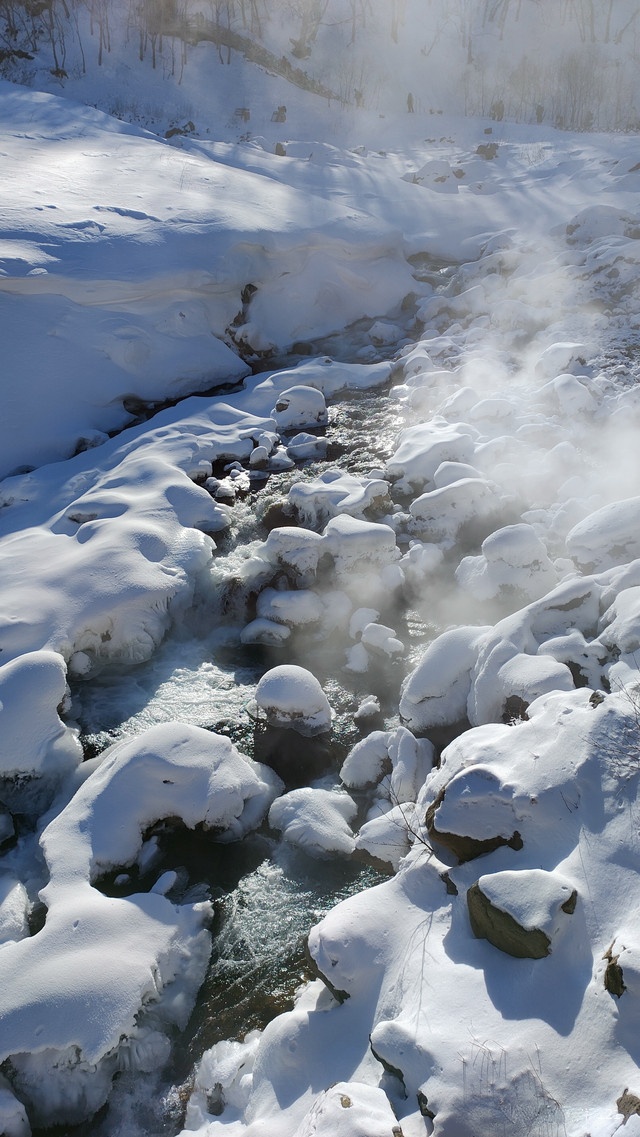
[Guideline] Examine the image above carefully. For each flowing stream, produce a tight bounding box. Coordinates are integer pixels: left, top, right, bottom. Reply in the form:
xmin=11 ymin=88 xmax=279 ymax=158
xmin=41 ymin=278 xmax=453 ymax=1137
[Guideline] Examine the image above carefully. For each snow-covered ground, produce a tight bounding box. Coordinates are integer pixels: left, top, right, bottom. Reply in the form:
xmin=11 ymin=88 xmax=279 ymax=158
xmin=3 ymin=6 xmax=640 ymax=1136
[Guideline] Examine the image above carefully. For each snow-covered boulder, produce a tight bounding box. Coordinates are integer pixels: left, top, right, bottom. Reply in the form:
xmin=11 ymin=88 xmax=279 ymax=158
xmin=566 ymin=497 xmax=640 ymax=571
xmin=386 ymin=421 xmax=476 ymax=491
xmin=0 ymin=723 xmax=279 ymax=1125
xmin=268 ymin=788 xmax=357 ymax=858
xmin=289 ymin=469 xmax=389 ymax=527
xmin=293 ymin=1080 xmax=401 ymax=1136
xmin=534 ymin=341 xmax=586 ymax=378
xmin=409 ymin=477 xmax=500 ymax=544
xmin=0 ymin=650 xmax=82 ymax=812
xmin=262 ymin=526 xmax=325 ymax=586
xmin=456 ymin=523 xmax=557 ymax=602
xmin=355 ymin=803 xmax=416 ymax=872
xmin=256 ymin=587 xmax=324 ymax=628
xmin=271 ymin=385 xmax=328 ymax=432
xmin=323 ymin=514 xmax=399 ymax=582
xmin=252 ymin=665 xmax=332 ymax=736
xmin=400 ymin=626 xmax=491 ymax=733
xmin=467 ymin=869 xmax=578 ymax=958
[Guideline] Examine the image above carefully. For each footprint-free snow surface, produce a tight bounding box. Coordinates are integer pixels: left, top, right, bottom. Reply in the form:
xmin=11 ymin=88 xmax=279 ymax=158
xmin=3 ymin=72 xmax=640 ymax=1137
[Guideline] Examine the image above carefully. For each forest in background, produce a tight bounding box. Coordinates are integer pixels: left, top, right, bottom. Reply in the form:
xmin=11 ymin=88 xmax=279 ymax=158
xmin=1 ymin=0 xmax=640 ymax=131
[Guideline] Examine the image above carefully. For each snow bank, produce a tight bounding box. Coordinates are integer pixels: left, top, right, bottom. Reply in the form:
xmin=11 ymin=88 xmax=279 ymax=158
xmin=0 ymin=723 xmax=278 ymax=1125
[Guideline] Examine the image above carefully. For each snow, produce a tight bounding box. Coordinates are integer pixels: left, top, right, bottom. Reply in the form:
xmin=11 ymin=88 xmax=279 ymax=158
xmin=268 ymin=788 xmax=357 ymax=858
xmin=5 ymin=4 xmax=640 ymax=1133
xmin=252 ymin=665 xmax=333 ymax=736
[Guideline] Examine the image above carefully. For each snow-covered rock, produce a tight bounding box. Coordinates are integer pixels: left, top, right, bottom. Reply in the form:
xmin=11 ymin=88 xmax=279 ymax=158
xmin=252 ymin=665 xmax=333 ymax=736
xmin=269 ymin=788 xmax=357 ymax=858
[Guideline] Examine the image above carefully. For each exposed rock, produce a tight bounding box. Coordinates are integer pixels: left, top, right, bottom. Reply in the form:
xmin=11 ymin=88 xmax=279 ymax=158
xmin=604 ymin=943 xmax=626 ymax=998
xmin=426 ymin=787 xmax=523 ymax=864
xmin=617 ymin=1089 xmax=640 ymax=1121
xmin=467 ymin=869 xmax=578 ymax=959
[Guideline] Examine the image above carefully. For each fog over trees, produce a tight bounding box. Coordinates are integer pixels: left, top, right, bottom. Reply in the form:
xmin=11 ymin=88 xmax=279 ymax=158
xmin=2 ymin=0 xmax=640 ymax=129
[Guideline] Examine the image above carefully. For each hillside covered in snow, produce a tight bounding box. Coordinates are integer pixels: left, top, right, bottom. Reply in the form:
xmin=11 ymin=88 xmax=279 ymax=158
xmin=2 ymin=2 xmax=640 ymax=1136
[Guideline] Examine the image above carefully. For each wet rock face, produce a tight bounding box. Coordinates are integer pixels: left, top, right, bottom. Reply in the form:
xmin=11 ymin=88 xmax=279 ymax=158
xmin=467 ymin=869 xmax=578 ymax=959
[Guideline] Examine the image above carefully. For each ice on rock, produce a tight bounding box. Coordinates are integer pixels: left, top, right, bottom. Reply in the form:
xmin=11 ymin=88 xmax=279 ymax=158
xmin=185 ymin=1032 xmax=260 ymax=1127
xmin=241 ymin=617 xmax=292 ymax=646
xmin=399 ymin=625 xmax=491 ymax=733
xmin=253 ymin=665 xmax=332 ymax=736
xmin=353 ymin=694 xmax=381 ymax=723
xmin=0 ymin=650 xmax=82 ymax=812
xmin=349 ymin=607 xmax=381 ymax=639
xmin=268 ymin=788 xmax=357 ymax=858
xmin=249 ymin=444 xmax=270 ymax=469
xmin=368 ymin=319 xmax=403 ymax=346
xmin=567 ymin=497 xmax=640 ymax=571
xmin=398 ymin=540 xmax=444 ymax=591
xmin=386 ymin=421 xmax=476 ymax=491
xmin=456 ymin=523 xmax=558 ymax=602
xmin=289 ymin=468 xmax=389 ymax=527
xmin=344 ymin=641 xmax=372 ymax=673
xmin=271 ymin=385 xmax=328 ymax=431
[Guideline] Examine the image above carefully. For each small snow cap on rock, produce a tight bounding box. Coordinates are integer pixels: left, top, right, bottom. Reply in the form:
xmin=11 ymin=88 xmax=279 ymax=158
xmin=252 ymin=665 xmax=332 ymax=736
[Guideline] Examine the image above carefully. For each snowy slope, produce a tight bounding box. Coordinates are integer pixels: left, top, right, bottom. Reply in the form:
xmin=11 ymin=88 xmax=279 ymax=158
xmin=2 ymin=9 xmax=640 ymax=1137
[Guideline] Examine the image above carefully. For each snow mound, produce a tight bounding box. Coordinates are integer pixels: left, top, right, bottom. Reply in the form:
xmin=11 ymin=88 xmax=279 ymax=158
xmin=252 ymin=665 xmax=333 ymax=736
xmin=456 ymin=523 xmax=558 ymax=602
xmin=269 ymin=788 xmax=357 ymax=858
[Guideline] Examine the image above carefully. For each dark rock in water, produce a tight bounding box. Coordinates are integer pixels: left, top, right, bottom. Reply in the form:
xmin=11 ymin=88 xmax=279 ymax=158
xmin=254 ymin=724 xmax=333 ymax=788
xmin=426 ymin=787 xmax=523 ymax=863
xmin=261 ymin=500 xmax=300 ymax=531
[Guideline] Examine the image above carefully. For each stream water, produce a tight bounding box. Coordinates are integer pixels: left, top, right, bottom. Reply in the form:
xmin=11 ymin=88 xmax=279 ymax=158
xmin=40 ymin=285 xmax=452 ymax=1137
